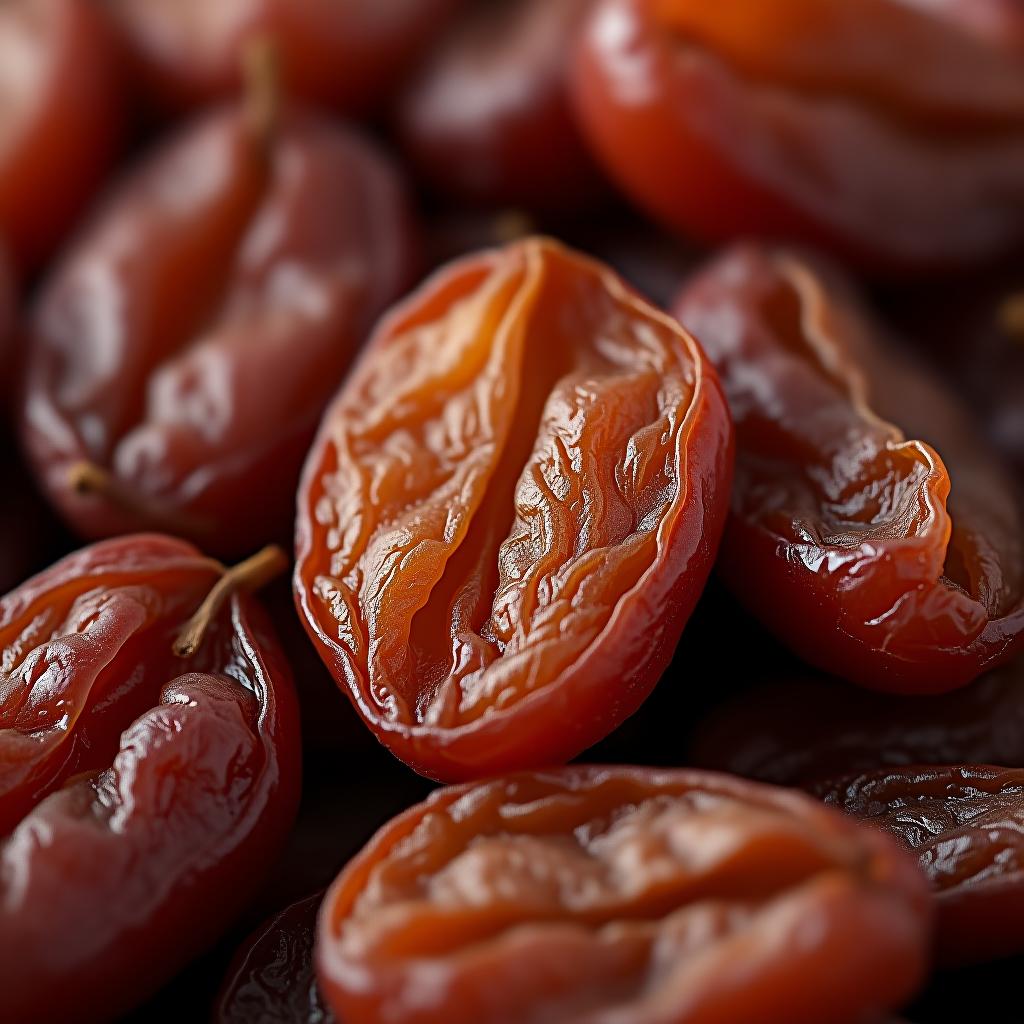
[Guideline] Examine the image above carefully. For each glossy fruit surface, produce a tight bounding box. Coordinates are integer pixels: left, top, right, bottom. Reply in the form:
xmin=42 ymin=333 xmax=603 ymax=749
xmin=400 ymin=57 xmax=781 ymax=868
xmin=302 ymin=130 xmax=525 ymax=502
xmin=0 ymin=0 xmax=122 ymax=275
xmin=0 ymin=534 xmax=301 ymax=1023
xmin=109 ymin=0 xmax=462 ymax=116
xmin=572 ymin=0 xmax=1024 ymax=271
xmin=396 ymin=0 xmax=602 ymax=211
xmin=318 ymin=765 xmax=932 ymax=1024
xmin=820 ymin=764 xmax=1024 ymax=965
xmin=296 ymin=237 xmax=732 ymax=780
xmin=215 ymin=892 xmax=333 ymax=1024
xmin=673 ymin=244 xmax=1024 ymax=693
xmin=22 ymin=102 xmax=416 ymax=557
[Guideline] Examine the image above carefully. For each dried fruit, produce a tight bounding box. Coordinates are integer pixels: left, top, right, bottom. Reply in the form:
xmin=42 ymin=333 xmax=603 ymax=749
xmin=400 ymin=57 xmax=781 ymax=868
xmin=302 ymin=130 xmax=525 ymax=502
xmin=820 ymin=764 xmax=1024 ymax=965
xmin=673 ymin=244 xmax=1024 ymax=693
xmin=296 ymin=237 xmax=732 ymax=779
xmin=109 ymin=0 xmax=463 ymax=116
xmin=0 ymin=0 xmax=122 ymax=275
xmin=0 ymin=535 xmax=301 ymax=1023
xmin=396 ymin=0 xmax=602 ymax=211
xmin=317 ymin=766 xmax=932 ymax=1024
xmin=215 ymin=892 xmax=332 ymax=1024
xmin=690 ymin=661 xmax=1024 ymax=786
xmin=22 ymin=87 xmax=416 ymax=556
xmin=573 ymin=0 xmax=1024 ymax=271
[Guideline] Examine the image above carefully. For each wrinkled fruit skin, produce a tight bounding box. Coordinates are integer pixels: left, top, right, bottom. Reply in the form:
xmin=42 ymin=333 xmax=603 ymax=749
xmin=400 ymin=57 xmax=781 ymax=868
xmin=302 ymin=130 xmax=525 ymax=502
xmin=689 ymin=661 xmax=1024 ymax=787
xmin=22 ymin=103 xmax=417 ymax=557
xmin=215 ymin=892 xmax=334 ymax=1024
xmin=396 ymin=0 xmax=603 ymax=211
xmin=296 ymin=237 xmax=733 ymax=781
xmin=317 ymin=765 xmax=932 ymax=1024
xmin=0 ymin=534 xmax=301 ymax=1023
xmin=0 ymin=0 xmax=122 ymax=276
xmin=109 ymin=0 xmax=463 ymax=117
xmin=673 ymin=244 xmax=1024 ymax=694
xmin=819 ymin=764 xmax=1024 ymax=966
xmin=572 ymin=0 xmax=1024 ymax=272
xmin=262 ymin=578 xmax=379 ymax=758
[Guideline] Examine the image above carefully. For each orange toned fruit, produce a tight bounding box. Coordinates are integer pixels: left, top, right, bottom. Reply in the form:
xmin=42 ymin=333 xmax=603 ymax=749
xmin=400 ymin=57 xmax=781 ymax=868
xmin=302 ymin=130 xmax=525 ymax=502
xmin=296 ymin=238 xmax=732 ymax=780
xmin=573 ymin=0 xmax=1024 ymax=272
xmin=317 ymin=766 xmax=932 ymax=1024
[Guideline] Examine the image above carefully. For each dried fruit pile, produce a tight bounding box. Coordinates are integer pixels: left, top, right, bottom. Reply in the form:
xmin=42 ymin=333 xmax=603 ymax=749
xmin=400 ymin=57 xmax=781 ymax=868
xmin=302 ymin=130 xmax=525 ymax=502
xmin=1 ymin=2 xmax=1022 ymax=1021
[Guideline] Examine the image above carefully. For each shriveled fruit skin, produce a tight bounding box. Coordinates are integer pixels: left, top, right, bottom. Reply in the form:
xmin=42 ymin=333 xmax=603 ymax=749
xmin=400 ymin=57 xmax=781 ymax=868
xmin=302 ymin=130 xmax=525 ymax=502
xmin=215 ymin=892 xmax=334 ymax=1024
xmin=0 ymin=534 xmax=301 ymax=1024
xmin=819 ymin=764 xmax=1024 ymax=966
xmin=672 ymin=244 xmax=1024 ymax=693
xmin=109 ymin=0 xmax=463 ymax=117
xmin=22 ymin=103 xmax=417 ymax=557
xmin=689 ymin=660 xmax=1024 ymax=787
xmin=317 ymin=765 xmax=932 ymax=1024
xmin=296 ymin=237 xmax=733 ymax=780
xmin=572 ymin=0 xmax=1024 ymax=272
xmin=395 ymin=0 xmax=603 ymax=212
xmin=0 ymin=0 xmax=123 ymax=276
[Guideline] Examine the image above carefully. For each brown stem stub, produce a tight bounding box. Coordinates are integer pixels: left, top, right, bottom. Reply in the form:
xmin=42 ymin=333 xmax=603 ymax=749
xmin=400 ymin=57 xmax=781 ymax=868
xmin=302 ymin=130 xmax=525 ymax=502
xmin=493 ymin=209 xmax=536 ymax=245
xmin=68 ymin=459 xmax=114 ymax=497
xmin=173 ymin=544 xmax=289 ymax=658
xmin=243 ymin=35 xmax=281 ymax=156
xmin=66 ymin=459 xmax=210 ymax=537
xmin=1000 ymin=292 xmax=1024 ymax=342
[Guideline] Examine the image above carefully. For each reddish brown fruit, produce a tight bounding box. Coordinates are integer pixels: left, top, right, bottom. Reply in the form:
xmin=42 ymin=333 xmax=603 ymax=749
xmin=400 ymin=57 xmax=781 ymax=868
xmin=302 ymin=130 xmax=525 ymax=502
xmin=296 ymin=237 xmax=733 ymax=780
xmin=820 ymin=764 xmax=1024 ymax=966
xmin=690 ymin=661 xmax=1024 ymax=787
xmin=317 ymin=766 xmax=932 ymax=1024
xmin=0 ymin=535 xmax=301 ymax=1023
xmin=22 ymin=99 xmax=417 ymax=557
xmin=673 ymin=244 xmax=1024 ymax=693
xmin=0 ymin=0 xmax=122 ymax=275
xmin=109 ymin=0 xmax=463 ymax=117
xmin=396 ymin=0 xmax=603 ymax=211
xmin=215 ymin=892 xmax=333 ymax=1024
xmin=573 ymin=0 xmax=1024 ymax=272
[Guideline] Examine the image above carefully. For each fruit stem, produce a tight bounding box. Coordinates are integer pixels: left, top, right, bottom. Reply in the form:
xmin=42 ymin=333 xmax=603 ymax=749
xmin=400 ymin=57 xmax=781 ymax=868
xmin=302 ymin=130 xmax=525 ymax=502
xmin=67 ymin=460 xmax=209 ymax=537
xmin=68 ymin=459 xmax=116 ymax=497
xmin=174 ymin=545 xmax=288 ymax=657
xmin=243 ymin=35 xmax=280 ymax=157
xmin=493 ymin=210 xmax=535 ymax=244
xmin=1000 ymin=292 xmax=1024 ymax=342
